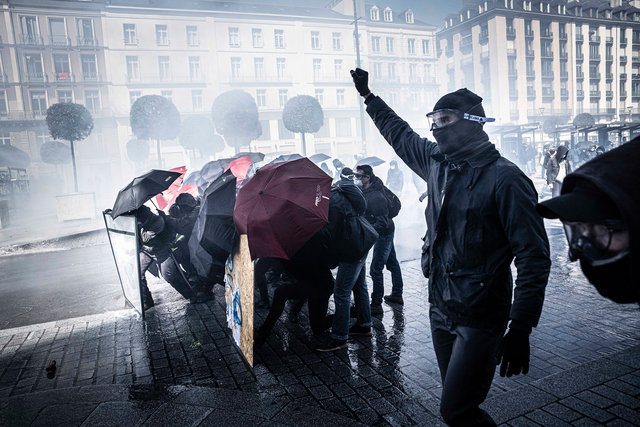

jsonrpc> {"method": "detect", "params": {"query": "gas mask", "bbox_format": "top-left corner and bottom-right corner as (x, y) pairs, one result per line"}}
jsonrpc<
(354, 178), (363, 188)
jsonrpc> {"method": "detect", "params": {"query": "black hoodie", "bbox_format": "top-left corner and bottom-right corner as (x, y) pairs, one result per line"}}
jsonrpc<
(560, 137), (640, 287)
(361, 175), (394, 236)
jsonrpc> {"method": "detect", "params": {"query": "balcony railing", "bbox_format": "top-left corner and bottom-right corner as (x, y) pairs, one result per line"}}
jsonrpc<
(49, 35), (70, 46)
(506, 27), (515, 39)
(576, 89), (584, 97)
(620, 55), (627, 63)
(540, 31), (553, 39)
(559, 32), (567, 40)
(633, 57), (640, 64)
(82, 72), (99, 81)
(124, 38), (138, 46)
(542, 89), (554, 98)
(606, 90), (613, 98)
(561, 88), (569, 98)
(77, 37), (98, 47)
(526, 70), (535, 79)
(26, 72), (46, 82)
(620, 37), (628, 46)
(589, 35), (601, 43)
(479, 33), (489, 45)
(590, 54), (601, 61)
(576, 71), (584, 79)
(606, 36), (614, 44)
(590, 90), (601, 97)
(620, 73), (627, 80)
(590, 72), (601, 80)
(560, 71), (568, 79)
(606, 55), (613, 62)
(19, 34), (43, 45)
(525, 50), (535, 58)
(459, 37), (473, 51)
(620, 91), (627, 98)
(632, 74), (640, 80)
(634, 91), (640, 97)
(541, 71), (554, 79)
(559, 52), (568, 60)
(55, 72), (73, 82)
(156, 38), (170, 46)
(576, 52), (584, 61)
(230, 74), (293, 83)
(527, 88), (535, 98)
(541, 51), (553, 59)
(606, 73), (613, 80)
(576, 34), (584, 41)
(524, 29), (534, 38)
(507, 48), (516, 57)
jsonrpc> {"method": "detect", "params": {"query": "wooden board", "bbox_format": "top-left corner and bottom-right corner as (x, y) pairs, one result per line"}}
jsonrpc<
(224, 234), (254, 367)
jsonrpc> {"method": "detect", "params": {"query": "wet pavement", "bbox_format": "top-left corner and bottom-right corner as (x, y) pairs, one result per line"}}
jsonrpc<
(0, 225), (639, 425)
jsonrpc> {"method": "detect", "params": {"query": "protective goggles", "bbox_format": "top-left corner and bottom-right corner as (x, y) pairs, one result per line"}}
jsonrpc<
(562, 220), (630, 266)
(426, 104), (495, 131)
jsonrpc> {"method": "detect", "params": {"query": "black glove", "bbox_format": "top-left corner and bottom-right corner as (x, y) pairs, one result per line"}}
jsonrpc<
(496, 327), (530, 377)
(350, 68), (370, 97)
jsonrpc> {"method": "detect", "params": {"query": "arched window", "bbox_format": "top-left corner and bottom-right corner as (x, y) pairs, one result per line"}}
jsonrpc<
(370, 6), (379, 21)
(384, 7), (393, 22)
(405, 10), (414, 23)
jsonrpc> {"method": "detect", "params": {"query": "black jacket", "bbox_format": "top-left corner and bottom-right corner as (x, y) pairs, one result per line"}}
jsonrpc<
(139, 211), (176, 256)
(361, 176), (394, 236)
(366, 95), (551, 331)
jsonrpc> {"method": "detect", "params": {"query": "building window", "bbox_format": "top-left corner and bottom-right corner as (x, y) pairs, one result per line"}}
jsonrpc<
(370, 6), (379, 21)
(274, 29), (285, 48)
(276, 58), (286, 79)
(76, 18), (94, 46)
(228, 27), (240, 47)
(336, 117), (351, 137)
(126, 56), (139, 81)
(49, 18), (67, 46)
(156, 25), (169, 46)
(254, 57), (264, 79)
(422, 39), (430, 55)
(53, 54), (70, 80)
(230, 57), (241, 79)
(252, 28), (263, 48)
(315, 89), (324, 105)
(313, 59), (322, 80)
(388, 62), (396, 79)
(371, 36), (380, 53)
(386, 37), (394, 53)
(278, 89), (288, 108)
(192, 90), (203, 110)
(0, 130), (9, 144)
(161, 90), (173, 102)
(189, 56), (200, 80)
(129, 91), (141, 106)
(384, 7), (393, 22)
(81, 54), (97, 80)
(20, 16), (40, 44)
(409, 63), (417, 80)
(186, 26), (199, 46)
(372, 62), (382, 79)
(158, 56), (170, 80)
(405, 10), (414, 24)
(256, 89), (266, 107)
(332, 32), (342, 50)
(57, 90), (72, 103)
(30, 91), (47, 117)
(408, 39), (416, 54)
(334, 59), (343, 79)
(123, 23), (137, 45)
(336, 89), (345, 106)
(85, 90), (100, 113)
(0, 91), (7, 115)
(25, 53), (43, 80)
(311, 31), (320, 49)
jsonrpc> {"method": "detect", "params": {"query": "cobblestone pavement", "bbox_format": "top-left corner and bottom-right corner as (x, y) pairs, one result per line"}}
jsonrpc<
(0, 226), (639, 425)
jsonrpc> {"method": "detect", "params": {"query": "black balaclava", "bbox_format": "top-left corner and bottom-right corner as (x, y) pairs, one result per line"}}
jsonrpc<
(580, 255), (638, 303)
(175, 193), (197, 213)
(430, 88), (490, 159)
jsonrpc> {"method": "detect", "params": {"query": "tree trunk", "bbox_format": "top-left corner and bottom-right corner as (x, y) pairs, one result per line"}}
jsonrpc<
(301, 132), (307, 157)
(70, 139), (78, 193)
(156, 139), (162, 168)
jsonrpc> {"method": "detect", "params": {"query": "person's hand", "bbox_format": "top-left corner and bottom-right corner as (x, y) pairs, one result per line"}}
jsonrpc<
(350, 68), (370, 97)
(496, 328), (530, 377)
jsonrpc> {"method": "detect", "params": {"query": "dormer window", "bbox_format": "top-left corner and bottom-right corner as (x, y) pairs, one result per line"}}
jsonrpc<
(370, 6), (379, 21)
(405, 10), (414, 24)
(384, 7), (392, 22)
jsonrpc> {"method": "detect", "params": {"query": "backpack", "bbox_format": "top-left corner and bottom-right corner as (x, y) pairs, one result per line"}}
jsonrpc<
(331, 189), (379, 262)
(382, 186), (401, 218)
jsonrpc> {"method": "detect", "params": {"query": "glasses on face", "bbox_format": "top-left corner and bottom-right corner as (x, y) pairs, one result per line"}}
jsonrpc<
(354, 173), (368, 179)
(562, 220), (629, 266)
(426, 109), (462, 131)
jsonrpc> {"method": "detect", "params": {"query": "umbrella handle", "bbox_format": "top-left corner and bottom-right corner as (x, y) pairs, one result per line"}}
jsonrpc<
(150, 198), (159, 211)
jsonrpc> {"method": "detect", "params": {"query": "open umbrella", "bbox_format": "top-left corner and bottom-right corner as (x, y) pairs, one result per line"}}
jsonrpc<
(235, 152), (265, 163)
(309, 153), (331, 164)
(184, 170), (205, 187)
(269, 153), (303, 164)
(356, 156), (386, 167)
(189, 170), (237, 279)
(200, 153), (264, 183)
(234, 158), (332, 260)
(154, 166), (198, 211)
(111, 169), (182, 218)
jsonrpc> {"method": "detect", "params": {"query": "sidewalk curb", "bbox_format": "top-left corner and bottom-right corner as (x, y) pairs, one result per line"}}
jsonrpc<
(0, 228), (105, 257)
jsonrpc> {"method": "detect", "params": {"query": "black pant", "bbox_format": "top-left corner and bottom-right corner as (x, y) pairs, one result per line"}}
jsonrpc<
(258, 268), (333, 336)
(139, 251), (193, 300)
(430, 306), (503, 426)
(254, 258), (285, 303)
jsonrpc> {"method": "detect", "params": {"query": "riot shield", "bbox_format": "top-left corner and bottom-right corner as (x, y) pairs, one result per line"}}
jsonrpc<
(103, 210), (144, 318)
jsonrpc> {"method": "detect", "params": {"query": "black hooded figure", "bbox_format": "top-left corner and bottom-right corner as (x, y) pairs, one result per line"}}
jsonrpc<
(537, 137), (640, 304)
(351, 68), (551, 426)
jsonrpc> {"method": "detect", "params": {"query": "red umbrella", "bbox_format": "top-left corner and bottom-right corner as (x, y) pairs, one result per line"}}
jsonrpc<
(154, 166), (198, 211)
(234, 158), (332, 260)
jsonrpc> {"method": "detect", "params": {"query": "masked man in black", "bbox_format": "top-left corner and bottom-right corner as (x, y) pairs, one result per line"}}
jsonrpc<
(351, 68), (551, 426)
(537, 137), (639, 304)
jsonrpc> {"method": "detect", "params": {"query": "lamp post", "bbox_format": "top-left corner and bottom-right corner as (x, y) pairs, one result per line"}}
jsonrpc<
(352, 0), (367, 155)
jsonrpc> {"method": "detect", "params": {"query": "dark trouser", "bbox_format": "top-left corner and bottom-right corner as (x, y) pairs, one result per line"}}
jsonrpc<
(254, 258), (285, 304)
(173, 238), (198, 279)
(139, 251), (194, 300)
(370, 231), (404, 305)
(430, 306), (504, 427)
(258, 269), (333, 337)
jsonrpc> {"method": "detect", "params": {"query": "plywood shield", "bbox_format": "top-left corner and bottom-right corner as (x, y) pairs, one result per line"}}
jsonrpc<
(224, 234), (254, 367)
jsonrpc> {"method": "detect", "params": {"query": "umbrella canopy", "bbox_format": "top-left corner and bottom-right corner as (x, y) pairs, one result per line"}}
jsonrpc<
(183, 170), (205, 187)
(154, 166), (198, 211)
(356, 156), (386, 167)
(111, 169), (182, 218)
(234, 157), (332, 260)
(200, 152), (263, 183)
(269, 153), (303, 164)
(0, 145), (30, 169)
(189, 170), (237, 278)
(235, 151), (265, 163)
(309, 153), (331, 164)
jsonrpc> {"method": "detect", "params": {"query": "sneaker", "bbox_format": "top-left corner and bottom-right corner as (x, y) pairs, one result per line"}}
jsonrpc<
(384, 294), (404, 305)
(370, 304), (383, 316)
(315, 338), (347, 352)
(349, 325), (372, 336)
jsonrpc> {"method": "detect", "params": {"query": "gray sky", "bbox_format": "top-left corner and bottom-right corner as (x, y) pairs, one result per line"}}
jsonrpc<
(228, 0), (462, 26)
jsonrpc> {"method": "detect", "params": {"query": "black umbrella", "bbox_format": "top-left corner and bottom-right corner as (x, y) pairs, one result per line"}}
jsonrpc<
(200, 152), (265, 183)
(111, 169), (182, 218)
(356, 156), (386, 167)
(269, 153), (303, 164)
(309, 153), (331, 164)
(189, 169), (237, 279)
